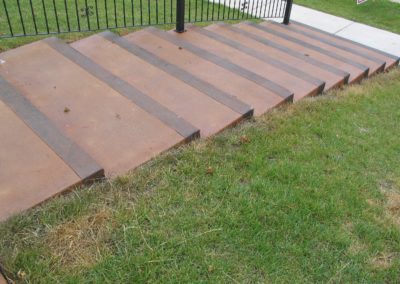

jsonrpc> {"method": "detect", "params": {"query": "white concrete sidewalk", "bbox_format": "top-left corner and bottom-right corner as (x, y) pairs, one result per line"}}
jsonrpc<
(286, 4), (400, 57)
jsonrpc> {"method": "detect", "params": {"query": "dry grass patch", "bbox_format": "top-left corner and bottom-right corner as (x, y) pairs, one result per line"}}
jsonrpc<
(46, 208), (114, 270)
(370, 252), (398, 269)
(379, 179), (400, 227)
(385, 191), (400, 227)
(342, 222), (368, 255)
(348, 240), (368, 255)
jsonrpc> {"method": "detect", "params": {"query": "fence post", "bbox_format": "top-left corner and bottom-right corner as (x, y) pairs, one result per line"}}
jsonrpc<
(175, 0), (185, 32)
(283, 0), (293, 25)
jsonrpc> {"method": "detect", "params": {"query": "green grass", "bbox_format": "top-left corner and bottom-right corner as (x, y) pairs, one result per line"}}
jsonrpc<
(1, 68), (400, 283)
(0, 0), (250, 51)
(295, 0), (400, 34)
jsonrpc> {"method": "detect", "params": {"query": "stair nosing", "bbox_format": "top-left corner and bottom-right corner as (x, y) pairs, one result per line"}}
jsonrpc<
(251, 22), (370, 73)
(268, 20), (386, 67)
(190, 24), (326, 92)
(98, 31), (254, 117)
(0, 74), (104, 180)
(145, 27), (294, 101)
(43, 37), (200, 141)
(291, 20), (400, 63)
(232, 22), (350, 81)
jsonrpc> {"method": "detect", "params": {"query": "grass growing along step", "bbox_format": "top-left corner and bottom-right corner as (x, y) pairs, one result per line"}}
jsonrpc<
(0, 67), (399, 283)
(295, 0), (400, 34)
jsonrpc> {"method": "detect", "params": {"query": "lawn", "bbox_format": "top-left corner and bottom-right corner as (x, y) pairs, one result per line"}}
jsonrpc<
(0, 0), (251, 51)
(295, 0), (400, 34)
(1, 66), (399, 282)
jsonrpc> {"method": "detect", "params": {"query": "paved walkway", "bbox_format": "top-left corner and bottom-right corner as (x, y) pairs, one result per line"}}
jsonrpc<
(285, 4), (400, 57)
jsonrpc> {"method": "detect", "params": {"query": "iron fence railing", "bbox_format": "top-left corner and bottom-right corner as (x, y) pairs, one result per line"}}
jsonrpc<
(0, 0), (292, 38)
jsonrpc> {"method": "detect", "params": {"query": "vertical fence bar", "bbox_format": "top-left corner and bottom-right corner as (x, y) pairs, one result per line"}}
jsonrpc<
(262, 0), (268, 17)
(222, 0), (226, 19)
(155, 0), (159, 24)
(170, 0), (172, 23)
(217, 0), (221, 20)
(140, 0), (143, 25)
(175, 0), (185, 32)
(75, 0), (81, 31)
(227, 0), (232, 19)
(194, 0), (197, 21)
(16, 0), (26, 35)
(163, 0), (166, 23)
(2, 0), (13, 36)
(95, 0), (100, 29)
(64, 0), (71, 31)
(123, 0), (127, 26)
(131, 0), (135, 26)
(188, 0), (191, 22)
(105, 0), (109, 28)
(53, 0), (61, 32)
(147, 0), (151, 25)
(211, 0), (215, 20)
(42, 0), (50, 33)
(114, 0), (118, 27)
(1, 0), (289, 38)
(29, 0), (38, 34)
(201, 0), (204, 21)
(283, 0), (292, 24)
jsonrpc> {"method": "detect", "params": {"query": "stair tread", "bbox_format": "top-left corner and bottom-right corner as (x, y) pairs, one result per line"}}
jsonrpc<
(205, 23), (346, 92)
(291, 21), (400, 70)
(183, 24), (323, 100)
(71, 33), (242, 137)
(0, 74), (103, 180)
(236, 22), (367, 84)
(264, 21), (385, 75)
(124, 28), (292, 116)
(0, 40), (188, 175)
(0, 100), (82, 220)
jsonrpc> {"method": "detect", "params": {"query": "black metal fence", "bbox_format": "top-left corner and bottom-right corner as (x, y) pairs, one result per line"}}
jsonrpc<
(0, 0), (292, 38)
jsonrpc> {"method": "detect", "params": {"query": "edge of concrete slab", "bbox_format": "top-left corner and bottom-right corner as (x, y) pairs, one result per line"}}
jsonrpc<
(43, 37), (200, 141)
(0, 74), (104, 181)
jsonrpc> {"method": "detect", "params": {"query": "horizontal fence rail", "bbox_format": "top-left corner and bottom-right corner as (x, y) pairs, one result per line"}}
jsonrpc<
(0, 0), (289, 38)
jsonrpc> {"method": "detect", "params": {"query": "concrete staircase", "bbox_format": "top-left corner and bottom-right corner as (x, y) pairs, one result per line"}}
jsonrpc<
(0, 20), (398, 220)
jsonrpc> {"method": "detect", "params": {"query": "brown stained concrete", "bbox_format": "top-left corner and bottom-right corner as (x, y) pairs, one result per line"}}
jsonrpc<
(290, 22), (399, 70)
(264, 22), (384, 75)
(0, 100), (81, 220)
(172, 26), (321, 100)
(206, 24), (346, 91)
(124, 30), (289, 116)
(0, 41), (184, 176)
(71, 34), (241, 137)
(236, 22), (367, 84)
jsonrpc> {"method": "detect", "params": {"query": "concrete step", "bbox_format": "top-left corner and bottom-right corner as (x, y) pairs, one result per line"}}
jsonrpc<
(289, 21), (400, 70)
(181, 24), (324, 101)
(204, 23), (347, 92)
(1, 20), (392, 220)
(264, 21), (386, 76)
(236, 22), (368, 84)
(0, 39), (197, 176)
(70, 32), (245, 137)
(124, 28), (293, 116)
(0, 77), (103, 220)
